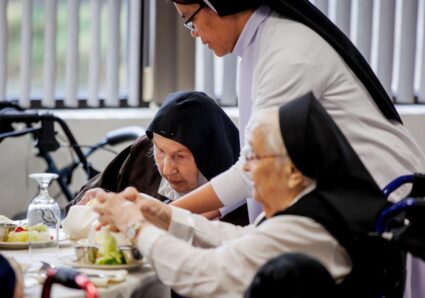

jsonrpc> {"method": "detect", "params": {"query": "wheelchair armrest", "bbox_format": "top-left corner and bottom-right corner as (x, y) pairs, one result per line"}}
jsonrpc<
(383, 173), (425, 199)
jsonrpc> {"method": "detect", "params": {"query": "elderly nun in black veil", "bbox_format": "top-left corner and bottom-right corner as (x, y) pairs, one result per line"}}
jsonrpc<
(93, 93), (404, 297)
(67, 91), (248, 225)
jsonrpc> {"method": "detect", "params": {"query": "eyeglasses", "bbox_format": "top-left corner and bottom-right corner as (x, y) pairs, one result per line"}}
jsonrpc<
(244, 150), (284, 162)
(184, 3), (206, 31)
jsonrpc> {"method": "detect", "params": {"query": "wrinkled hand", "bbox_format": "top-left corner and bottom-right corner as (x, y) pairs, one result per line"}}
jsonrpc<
(138, 194), (172, 231)
(78, 188), (106, 206)
(92, 187), (144, 233)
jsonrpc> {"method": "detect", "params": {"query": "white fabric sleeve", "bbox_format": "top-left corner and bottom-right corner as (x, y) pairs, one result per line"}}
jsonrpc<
(136, 225), (167, 258)
(168, 206), (254, 248)
(210, 157), (252, 207)
(219, 198), (246, 217)
(168, 206), (195, 243)
(138, 215), (351, 297)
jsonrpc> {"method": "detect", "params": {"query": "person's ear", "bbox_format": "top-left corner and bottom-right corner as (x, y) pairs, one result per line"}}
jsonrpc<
(287, 164), (304, 190)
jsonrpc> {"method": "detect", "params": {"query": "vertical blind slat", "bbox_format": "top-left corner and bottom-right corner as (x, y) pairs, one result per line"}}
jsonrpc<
(20, 0), (32, 107)
(128, 0), (141, 106)
(106, 0), (120, 107)
(370, 0), (396, 97)
(310, 0), (329, 15)
(328, 0), (351, 36)
(43, 0), (57, 107)
(392, 0), (418, 103)
(195, 40), (215, 97)
(220, 55), (237, 105)
(65, 0), (80, 107)
(88, 0), (101, 107)
(416, 0), (425, 102)
(350, 0), (373, 63)
(0, 0), (8, 100)
(142, 0), (155, 102)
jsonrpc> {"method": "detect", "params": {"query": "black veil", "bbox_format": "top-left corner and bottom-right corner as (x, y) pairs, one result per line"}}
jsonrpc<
(279, 92), (388, 233)
(146, 91), (240, 181)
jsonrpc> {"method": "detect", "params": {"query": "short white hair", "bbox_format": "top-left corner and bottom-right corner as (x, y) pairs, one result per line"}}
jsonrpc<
(248, 107), (315, 188)
(249, 107), (286, 158)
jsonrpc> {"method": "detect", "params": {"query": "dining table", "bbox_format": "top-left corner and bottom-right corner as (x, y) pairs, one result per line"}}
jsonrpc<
(0, 239), (171, 298)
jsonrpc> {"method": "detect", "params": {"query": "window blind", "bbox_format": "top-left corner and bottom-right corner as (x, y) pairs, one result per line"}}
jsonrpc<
(195, 0), (425, 104)
(0, 0), (143, 108)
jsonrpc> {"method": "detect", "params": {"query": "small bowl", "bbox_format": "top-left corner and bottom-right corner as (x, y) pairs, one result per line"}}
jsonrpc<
(74, 245), (98, 264)
(119, 245), (143, 264)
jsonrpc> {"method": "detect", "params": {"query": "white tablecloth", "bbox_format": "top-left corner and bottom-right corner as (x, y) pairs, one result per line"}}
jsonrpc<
(1, 240), (170, 298)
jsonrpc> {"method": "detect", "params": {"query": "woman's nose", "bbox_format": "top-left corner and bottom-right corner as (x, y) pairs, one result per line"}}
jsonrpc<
(243, 161), (251, 172)
(191, 29), (199, 38)
(163, 156), (178, 176)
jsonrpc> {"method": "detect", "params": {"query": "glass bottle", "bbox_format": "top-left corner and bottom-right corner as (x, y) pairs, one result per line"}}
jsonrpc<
(27, 173), (60, 262)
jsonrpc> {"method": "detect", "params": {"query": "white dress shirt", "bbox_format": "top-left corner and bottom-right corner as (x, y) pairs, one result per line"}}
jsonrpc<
(135, 187), (351, 298)
(211, 6), (425, 221)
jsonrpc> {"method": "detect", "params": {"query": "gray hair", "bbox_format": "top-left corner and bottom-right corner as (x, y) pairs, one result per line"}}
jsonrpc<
(248, 107), (315, 188)
(248, 107), (287, 167)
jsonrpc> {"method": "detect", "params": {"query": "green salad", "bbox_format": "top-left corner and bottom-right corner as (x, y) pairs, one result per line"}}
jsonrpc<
(95, 231), (126, 265)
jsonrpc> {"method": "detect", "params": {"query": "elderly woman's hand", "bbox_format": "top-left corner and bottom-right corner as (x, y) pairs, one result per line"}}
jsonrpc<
(92, 187), (144, 233)
(92, 187), (173, 231)
(78, 187), (107, 206)
(138, 194), (172, 231)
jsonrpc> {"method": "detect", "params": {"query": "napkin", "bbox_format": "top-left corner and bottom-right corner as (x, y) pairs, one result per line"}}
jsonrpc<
(77, 268), (128, 287)
(62, 205), (97, 240)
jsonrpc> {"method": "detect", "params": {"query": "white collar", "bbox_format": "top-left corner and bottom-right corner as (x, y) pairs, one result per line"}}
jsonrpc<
(158, 171), (208, 201)
(253, 183), (317, 224)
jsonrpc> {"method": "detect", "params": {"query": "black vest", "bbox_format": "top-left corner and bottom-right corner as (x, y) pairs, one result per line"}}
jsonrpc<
(266, 194), (406, 298)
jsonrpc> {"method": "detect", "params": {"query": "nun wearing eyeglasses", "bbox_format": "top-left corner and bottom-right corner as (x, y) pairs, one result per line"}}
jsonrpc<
(93, 93), (403, 297)
(168, 0), (425, 223)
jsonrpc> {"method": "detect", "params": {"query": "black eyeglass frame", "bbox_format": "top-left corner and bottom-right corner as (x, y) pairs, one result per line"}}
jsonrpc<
(184, 3), (206, 31)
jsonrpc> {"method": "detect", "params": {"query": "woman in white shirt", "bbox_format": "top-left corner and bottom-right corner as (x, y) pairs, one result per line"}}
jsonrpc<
(168, 0), (425, 222)
(94, 94), (403, 297)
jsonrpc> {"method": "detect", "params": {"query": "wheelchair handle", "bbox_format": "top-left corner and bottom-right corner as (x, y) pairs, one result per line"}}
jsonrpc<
(382, 175), (415, 199)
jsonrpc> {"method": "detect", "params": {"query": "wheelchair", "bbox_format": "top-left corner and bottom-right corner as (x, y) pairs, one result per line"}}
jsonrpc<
(245, 173), (425, 298)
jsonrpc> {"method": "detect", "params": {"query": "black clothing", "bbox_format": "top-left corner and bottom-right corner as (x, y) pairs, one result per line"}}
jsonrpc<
(146, 91), (240, 181)
(0, 255), (16, 298)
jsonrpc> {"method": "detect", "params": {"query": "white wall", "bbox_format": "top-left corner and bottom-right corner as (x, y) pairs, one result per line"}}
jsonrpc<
(0, 107), (423, 219)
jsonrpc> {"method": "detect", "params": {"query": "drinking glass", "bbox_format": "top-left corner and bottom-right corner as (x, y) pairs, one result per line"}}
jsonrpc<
(27, 173), (60, 262)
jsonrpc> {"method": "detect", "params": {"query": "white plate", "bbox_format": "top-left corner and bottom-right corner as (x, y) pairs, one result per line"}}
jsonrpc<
(64, 256), (143, 270)
(0, 231), (70, 249)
